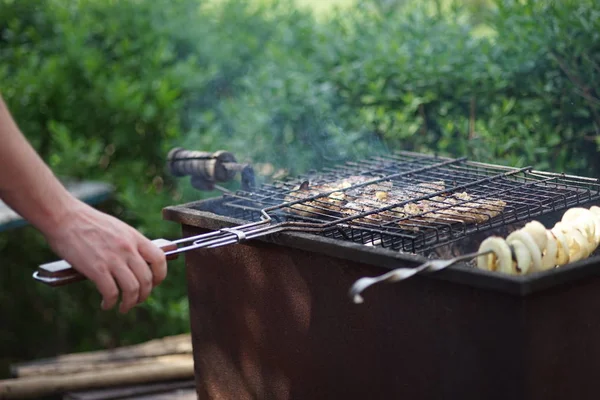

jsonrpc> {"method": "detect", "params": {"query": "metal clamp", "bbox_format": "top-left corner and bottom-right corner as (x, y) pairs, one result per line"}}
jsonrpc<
(220, 227), (248, 242)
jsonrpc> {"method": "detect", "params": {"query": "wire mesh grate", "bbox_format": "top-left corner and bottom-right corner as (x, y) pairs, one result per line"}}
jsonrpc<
(212, 152), (600, 255)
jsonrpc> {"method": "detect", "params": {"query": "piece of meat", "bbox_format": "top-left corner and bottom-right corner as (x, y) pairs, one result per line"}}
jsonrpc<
(341, 180), (447, 226)
(283, 176), (394, 218)
(282, 175), (506, 230)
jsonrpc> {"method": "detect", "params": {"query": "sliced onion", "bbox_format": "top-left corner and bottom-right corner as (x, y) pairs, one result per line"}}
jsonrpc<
(592, 216), (600, 246)
(476, 207), (600, 275)
(477, 237), (512, 273)
(522, 221), (548, 250)
(562, 207), (590, 222)
(540, 230), (558, 270)
(506, 230), (543, 272)
(585, 206), (600, 245)
(572, 217), (597, 250)
(562, 208), (596, 246)
(550, 228), (570, 265)
(554, 222), (590, 262)
(589, 206), (600, 217)
(508, 240), (531, 275)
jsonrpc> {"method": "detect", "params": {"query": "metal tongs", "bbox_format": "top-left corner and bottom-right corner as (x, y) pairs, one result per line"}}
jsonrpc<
(348, 249), (493, 304)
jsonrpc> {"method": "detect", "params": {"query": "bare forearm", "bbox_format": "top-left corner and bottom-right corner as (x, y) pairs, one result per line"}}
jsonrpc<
(0, 95), (77, 236)
(0, 94), (167, 313)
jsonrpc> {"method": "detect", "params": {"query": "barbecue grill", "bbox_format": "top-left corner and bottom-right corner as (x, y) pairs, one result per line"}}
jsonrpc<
(157, 151), (600, 400)
(36, 150), (600, 399)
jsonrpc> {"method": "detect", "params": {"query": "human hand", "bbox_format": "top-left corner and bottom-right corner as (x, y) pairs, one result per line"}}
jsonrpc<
(42, 201), (167, 313)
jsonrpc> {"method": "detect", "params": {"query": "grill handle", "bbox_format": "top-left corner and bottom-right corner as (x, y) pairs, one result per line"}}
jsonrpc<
(32, 219), (275, 287)
(32, 239), (179, 287)
(32, 219), (323, 287)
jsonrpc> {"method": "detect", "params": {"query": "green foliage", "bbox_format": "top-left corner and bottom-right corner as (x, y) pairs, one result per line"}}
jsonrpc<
(1, 0), (599, 376)
(309, 0), (600, 173)
(183, 0), (600, 179)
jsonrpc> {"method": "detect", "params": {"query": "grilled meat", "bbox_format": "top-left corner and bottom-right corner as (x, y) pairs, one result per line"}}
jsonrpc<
(284, 175), (507, 230)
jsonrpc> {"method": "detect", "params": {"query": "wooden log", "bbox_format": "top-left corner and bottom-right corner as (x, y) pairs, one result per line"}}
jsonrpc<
(11, 334), (191, 377)
(123, 389), (197, 400)
(13, 354), (192, 379)
(63, 379), (196, 400)
(0, 355), (194, 399)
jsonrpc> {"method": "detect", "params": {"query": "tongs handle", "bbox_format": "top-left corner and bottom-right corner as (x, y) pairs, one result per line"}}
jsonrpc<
(32, 239), (178, 287)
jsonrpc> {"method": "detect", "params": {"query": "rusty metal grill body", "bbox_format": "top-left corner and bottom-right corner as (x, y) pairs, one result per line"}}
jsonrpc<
(163, 152), (600, 400)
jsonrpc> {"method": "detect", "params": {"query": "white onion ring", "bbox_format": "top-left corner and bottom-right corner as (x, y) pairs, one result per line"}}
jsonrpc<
(562, 207), (590, 221)
(540, 230), (558, 270)
(477, 237), (512, 273)
(550, 228), (570, 265)
(522, 221), (548, 250)
(572, 217), (597, 250)
(506, 230), (543, 272)
(562, 208), (596, 246)
(509, 240), (531, 274)
(553, 222), (590, 262)
(583, 207), (600, 245)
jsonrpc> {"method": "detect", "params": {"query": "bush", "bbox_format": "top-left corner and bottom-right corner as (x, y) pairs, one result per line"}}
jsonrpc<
(1, 0), (599, 374)
(181, 0), (600, 179)
(310, 0), (600, 173)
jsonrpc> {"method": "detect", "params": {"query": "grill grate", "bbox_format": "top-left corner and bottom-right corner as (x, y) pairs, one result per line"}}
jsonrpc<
(214, 152), (600, 255)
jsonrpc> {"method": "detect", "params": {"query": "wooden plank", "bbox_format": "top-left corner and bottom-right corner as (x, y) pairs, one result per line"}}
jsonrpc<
(0, 355), (194, 399)
(128, 388), (197, 400)
(62, 379), (196, 400)
(14, 354), (193, 379)
(0, 181), (113, 232)
(11, 334), (191, 378)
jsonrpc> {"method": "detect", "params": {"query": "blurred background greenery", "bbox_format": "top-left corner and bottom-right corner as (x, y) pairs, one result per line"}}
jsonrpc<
(0, 0), (598, 377)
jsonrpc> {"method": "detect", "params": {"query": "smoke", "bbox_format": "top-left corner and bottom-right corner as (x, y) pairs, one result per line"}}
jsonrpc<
(164, 0), (411, 199)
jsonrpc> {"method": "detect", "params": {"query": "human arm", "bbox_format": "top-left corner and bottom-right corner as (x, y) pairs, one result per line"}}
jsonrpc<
(0, 94), (167, 313)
